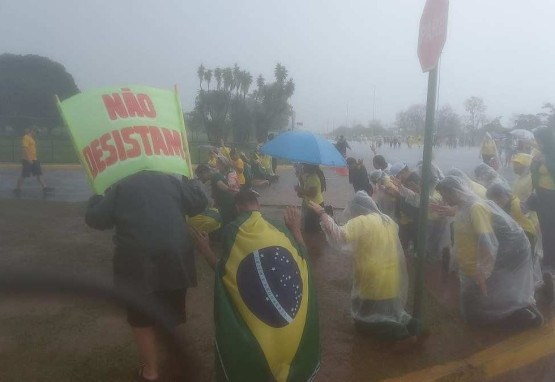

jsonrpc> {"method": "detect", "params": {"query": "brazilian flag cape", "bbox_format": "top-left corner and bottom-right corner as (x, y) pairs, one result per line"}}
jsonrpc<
(215, 211), (320, 382)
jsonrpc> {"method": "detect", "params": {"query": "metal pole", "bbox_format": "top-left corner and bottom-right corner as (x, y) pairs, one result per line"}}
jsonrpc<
(412, 66), (439, 326)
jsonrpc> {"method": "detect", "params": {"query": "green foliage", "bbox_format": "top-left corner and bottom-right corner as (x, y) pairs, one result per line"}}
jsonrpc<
(512, 113), (542, 130)
(464, 96), (487, 131)
(542, 103), (555, 128)
(0, 54), (79, 133)
(436, 105), (462, 137)
(482, 117), (504, 133)
(192, 63), (294, 144)
(395, 104), (426, 134)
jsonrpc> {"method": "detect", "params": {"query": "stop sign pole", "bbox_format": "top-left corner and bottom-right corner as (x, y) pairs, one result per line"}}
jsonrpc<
(413, 0), (449, 326)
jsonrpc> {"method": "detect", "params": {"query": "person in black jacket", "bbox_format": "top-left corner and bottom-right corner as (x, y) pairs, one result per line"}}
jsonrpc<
(85, 170), (207, 381)
(347, 157), (373, 196)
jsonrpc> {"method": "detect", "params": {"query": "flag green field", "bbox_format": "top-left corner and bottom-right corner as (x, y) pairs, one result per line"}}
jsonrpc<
(215, 211), (320, 381)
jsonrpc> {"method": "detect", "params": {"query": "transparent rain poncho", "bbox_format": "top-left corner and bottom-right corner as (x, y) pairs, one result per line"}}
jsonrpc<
(446, 168), (487, 198)
(394, 173), (449, 261)
(320, 191), (411, 326)
(368, 170), (397, 221)
(436, 176), (535, 325)
(474, 163), (508, 189)
(485, 182), (543, 289)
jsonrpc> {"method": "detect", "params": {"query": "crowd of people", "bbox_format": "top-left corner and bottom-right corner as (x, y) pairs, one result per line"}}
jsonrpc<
(81, 126), (555, 381)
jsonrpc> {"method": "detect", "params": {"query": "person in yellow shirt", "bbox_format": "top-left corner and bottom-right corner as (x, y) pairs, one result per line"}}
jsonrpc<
(14, 128), (51, 194)
(207, 149), (218, 169)
(308, 192), (422, 345)
(530, 127), (555, 301)
(219, 139), (231, 160)
(436, 176), (542, 328)
(230, 149), (245, 187)
(511, 153), (533, 202)
(369, 170), (397, 220)
(486, 182), (537, 251)
(295, 164), (325, 235)
(480, 133), (499, 168)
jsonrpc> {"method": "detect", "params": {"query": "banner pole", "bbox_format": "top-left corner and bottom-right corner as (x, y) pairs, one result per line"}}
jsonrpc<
(55, 94), (97, 193)
(412, 66), (438, 327)
(174, 85), (193, 177)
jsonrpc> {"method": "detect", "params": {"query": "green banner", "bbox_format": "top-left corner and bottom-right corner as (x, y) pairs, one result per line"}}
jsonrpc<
(57, 85), (191, 194)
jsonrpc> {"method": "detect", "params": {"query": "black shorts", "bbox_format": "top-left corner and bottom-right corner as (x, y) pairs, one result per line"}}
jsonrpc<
(21, 160), (42, 178)
(126, 289), (187, 328)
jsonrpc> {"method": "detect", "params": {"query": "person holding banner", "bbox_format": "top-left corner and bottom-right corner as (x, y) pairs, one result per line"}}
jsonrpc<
(85, 171), (207, 381)
(192, 189), (320, 382)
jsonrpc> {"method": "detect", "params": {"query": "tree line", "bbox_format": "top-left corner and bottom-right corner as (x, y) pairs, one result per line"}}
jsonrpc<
(394, 96), (555, 138)
(334, 97), (555, 141)
(186, 63), (295, 145)
(1, 54), (554, 144)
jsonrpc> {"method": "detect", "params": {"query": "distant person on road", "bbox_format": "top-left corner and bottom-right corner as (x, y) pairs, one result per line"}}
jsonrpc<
(85, 171), (208, 381)
(436, 176), (542, 329)
(14, 128), (52, 194)
(267, 133), (278, 174)
(335, 135), (350, 158)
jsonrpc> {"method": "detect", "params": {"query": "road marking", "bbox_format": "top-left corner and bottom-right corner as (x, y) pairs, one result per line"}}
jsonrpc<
(384, 317), (555, 381)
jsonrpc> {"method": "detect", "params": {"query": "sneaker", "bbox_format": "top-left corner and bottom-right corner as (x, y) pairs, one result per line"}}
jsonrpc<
(506, 306), (544, 330)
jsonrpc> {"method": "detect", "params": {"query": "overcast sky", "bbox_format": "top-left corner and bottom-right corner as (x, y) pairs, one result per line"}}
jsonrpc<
(1, 0), (554, 133)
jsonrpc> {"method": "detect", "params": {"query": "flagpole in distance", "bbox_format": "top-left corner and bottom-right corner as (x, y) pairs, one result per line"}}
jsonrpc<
(413, 0), (449, 329)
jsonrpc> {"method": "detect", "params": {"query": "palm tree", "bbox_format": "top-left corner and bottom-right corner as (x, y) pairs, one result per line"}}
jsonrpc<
(214, 67), (222, 90)
(204, 69), (213, 91)
(241, 71), (253, 98)
(255, 75), (265, 101)
(197, 64), (205, 90)
(284, 78), (295, 98)
(256, 75), (265, 90)
(274, 63), (288, 84)
(222, 67), (234, 93)
(233, 63), (241, 96)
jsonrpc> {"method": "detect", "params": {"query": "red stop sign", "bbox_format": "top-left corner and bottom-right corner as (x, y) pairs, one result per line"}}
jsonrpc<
(418, 0), (449, 72)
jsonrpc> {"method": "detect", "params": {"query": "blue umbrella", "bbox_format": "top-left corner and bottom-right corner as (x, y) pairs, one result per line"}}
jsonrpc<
(260, 130), (346, 167)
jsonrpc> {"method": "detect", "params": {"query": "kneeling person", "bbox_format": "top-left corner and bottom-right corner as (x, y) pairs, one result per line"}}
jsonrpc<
(308, 192), (418, 343)
(193, 190), (320, 382)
